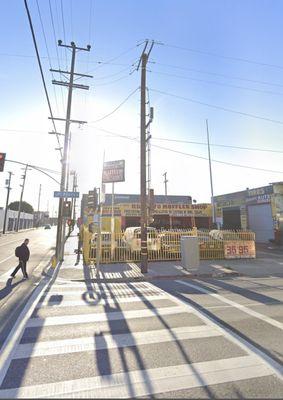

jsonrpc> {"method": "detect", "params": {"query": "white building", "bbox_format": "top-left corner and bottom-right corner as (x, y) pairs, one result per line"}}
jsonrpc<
(0, 208), (34, 232)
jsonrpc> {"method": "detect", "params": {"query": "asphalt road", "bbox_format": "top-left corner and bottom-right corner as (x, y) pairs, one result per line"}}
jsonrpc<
(0, 236), (282, 398)
(0, 227), (57, 350)
(0, 253), (282, 398)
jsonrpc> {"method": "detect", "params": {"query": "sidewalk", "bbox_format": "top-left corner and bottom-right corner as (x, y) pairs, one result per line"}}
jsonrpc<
(54, 233), (240, 283)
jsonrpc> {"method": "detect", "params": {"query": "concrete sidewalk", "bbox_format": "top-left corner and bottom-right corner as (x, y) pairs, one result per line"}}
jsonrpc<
(53, 232), (240, 283)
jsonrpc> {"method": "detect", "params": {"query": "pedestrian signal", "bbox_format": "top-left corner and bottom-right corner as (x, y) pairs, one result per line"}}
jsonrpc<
(63, 201), (72, 218)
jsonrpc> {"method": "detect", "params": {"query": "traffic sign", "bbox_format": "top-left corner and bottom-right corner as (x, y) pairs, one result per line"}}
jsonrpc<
(54, 191), (80, 198)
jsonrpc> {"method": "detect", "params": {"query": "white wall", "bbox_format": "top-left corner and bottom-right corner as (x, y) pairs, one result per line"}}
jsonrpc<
(0, 209), (34, 232)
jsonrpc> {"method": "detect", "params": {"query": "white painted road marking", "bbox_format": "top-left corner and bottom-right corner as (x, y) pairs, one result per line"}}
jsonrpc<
(26, 305), (190, 327)
(36, 293), (168, 308)
(0, 355), (272, 399)
(14, 325), (220, 359)
(176, 280), (283, 331)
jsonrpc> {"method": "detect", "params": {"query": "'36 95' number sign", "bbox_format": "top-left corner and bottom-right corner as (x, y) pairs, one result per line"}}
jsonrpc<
(224, 241), (256, 259)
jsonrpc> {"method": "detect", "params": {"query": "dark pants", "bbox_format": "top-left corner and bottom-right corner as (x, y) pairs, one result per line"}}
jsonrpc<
(11, 259), (28, 278)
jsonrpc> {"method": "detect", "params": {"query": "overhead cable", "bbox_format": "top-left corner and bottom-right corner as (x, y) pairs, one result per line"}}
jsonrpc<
(152, 61), (283, 89)
(162, 43), (283, 70)
(23, 0), (63, 159)
(149, 70), (283, 97)
(152, 137), (283, 154)
(91, 127), (283, 174)
(150, 88), (283, 125)
(90, 87), (139, 123)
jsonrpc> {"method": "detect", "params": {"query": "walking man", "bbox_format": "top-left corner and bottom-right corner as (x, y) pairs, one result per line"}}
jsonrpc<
(11, 238), (30, 279)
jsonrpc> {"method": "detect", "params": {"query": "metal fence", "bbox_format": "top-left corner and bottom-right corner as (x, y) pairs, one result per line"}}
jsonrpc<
(81, 227), (255, 265)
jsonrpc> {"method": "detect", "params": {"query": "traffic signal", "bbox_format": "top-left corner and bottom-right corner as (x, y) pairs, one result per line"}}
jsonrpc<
(62, 201), (72, 218)
(0, 153), (6, 172)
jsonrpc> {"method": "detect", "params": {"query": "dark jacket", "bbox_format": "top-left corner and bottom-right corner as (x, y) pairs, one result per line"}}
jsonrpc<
(18, 243), (30, 261)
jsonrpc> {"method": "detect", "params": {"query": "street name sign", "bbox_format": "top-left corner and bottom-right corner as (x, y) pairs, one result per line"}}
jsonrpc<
(54, 191), (80, 198)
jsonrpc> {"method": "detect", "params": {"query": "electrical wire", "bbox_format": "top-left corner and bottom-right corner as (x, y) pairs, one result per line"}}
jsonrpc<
(150, 88), (283, 125)
(48, 0), (66, 114)
(36, 0), (60, 115)
(152, 137), (283, 154)
(162, 43), (283, 70)
(89, 87), (139, 123)
(60, 0), (68, 69)
(149, 69), (283, 97)
(152, 61), (283, 89)
(23, 0), (63, 160)
(94, 73), (131, 86)
(90, 126), (283, 174)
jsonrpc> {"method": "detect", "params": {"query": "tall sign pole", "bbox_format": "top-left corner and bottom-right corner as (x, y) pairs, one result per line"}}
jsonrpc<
(206, 119), (216, 226)
(3, 171), (13, 234)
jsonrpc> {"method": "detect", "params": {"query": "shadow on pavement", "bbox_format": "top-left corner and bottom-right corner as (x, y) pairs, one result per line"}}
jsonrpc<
(0, 278), (25, 301)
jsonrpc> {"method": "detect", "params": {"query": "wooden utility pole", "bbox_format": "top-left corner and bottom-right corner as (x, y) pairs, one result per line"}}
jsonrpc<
(137, 40), (155, 273)
(50, 41), (92, 261)
(3, 171), (13, 234)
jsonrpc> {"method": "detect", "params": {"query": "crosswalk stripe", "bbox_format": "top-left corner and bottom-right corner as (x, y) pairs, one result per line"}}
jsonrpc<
(14, 325), (220, 359)
(0, 355), (271, 399)
(176, 280), (283, 331)
(36, 294), (168, 308)
(26, 305), (189, 328)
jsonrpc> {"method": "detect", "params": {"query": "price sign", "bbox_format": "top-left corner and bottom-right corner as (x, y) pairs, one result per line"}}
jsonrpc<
(224, 240), (256, 259)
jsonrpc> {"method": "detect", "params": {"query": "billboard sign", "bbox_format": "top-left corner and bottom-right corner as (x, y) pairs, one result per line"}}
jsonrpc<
(102, 160), (125, 183)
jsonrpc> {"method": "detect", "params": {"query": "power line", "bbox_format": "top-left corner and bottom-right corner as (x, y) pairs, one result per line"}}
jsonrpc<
(152, 137), (283, 154)
(149, 69), (283, 97)
(36, 0), (60, 114)
(150, 88), (283, 125)
(23, 0), (63, 160)
(162, 42), (283, 70)
(90, 126), (283, 174)
(94, 73), (132, 86)
(152, 61), (283, 89)
(89, 87), (139, 123)
(60, 0), (68, 69)
(86, 43), (143, 74)
(48, 0), (66, 114)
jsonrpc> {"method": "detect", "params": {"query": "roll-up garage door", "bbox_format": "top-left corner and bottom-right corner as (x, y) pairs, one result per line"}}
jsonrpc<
(247, 203), (274, 243)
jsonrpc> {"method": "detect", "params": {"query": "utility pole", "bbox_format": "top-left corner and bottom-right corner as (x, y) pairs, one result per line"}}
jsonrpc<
(206, 119), (216, 226)
(16, 164), (29, 232)
(163, 171), (168, 198)
(137, 40), (155, 274)
(50, 41), (92, 262)
(3, 171), (13, 234)
(37, 183), (42, 227)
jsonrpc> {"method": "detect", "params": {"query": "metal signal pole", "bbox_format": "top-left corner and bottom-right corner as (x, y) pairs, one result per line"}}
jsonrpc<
(3, 171), (13, 234)
(16, 164), (29, 232)
(137, 40), (155, 273)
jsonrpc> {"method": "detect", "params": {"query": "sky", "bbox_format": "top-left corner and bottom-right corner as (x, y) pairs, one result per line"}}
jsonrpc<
(1, 0), (283, 215)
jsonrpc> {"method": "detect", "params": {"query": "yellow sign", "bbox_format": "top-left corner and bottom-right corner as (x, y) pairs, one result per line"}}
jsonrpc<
(119, 203), (211, 217)
(224, 240), (255, 259)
